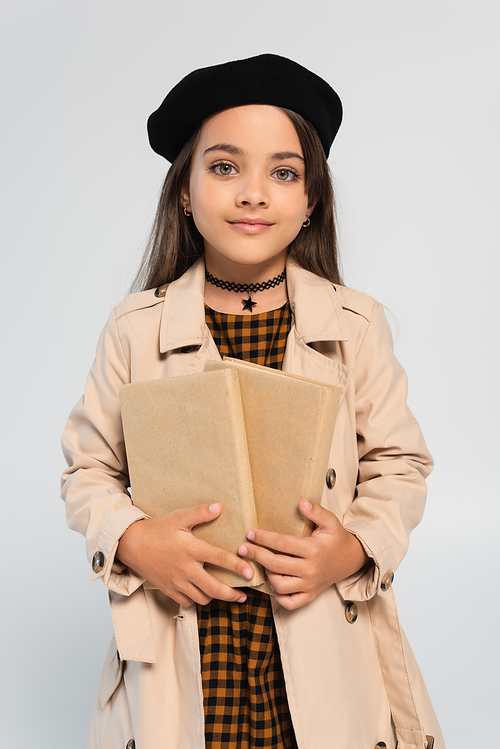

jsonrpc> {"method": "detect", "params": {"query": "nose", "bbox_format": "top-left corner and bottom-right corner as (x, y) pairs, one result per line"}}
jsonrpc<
(235, 170), (270, 208)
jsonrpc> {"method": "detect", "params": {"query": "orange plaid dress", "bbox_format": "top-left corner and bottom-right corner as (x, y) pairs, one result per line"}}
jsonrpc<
(197, 301), (298, 749)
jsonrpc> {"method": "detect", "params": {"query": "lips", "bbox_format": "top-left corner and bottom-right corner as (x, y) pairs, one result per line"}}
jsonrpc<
(228, 218), (273, 233)
(229, 217), (273, 225)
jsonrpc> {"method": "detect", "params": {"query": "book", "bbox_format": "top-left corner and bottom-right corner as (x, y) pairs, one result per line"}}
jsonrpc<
(204, 358), (341, 538)
(120, 368), (264, 587)
(119, 362), (341, 589)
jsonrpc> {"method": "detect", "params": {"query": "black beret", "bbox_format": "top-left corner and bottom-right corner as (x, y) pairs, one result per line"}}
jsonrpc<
(147, 54), (342, 162)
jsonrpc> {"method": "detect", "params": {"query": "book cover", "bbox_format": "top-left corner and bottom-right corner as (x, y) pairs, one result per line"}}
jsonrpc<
(204, 358), (341, 537)
(119, 368), (265, 587)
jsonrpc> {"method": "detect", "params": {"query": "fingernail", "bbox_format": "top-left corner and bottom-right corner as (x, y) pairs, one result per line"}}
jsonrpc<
(303, 500), (312, 510)
(237, 595), (247, 603)
(239, 545), (248, 556)
(209, 503), (220, 513)
(243, 567), (253, 579)
(270, 584), (275, 592)
(247, 530), (255, 541)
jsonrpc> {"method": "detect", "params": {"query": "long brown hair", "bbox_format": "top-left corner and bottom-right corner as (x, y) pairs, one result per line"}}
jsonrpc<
(131, 108), (343, 292)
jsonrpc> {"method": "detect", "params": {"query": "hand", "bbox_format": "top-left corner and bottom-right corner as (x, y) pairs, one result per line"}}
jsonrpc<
(117, 503), (254, 607)
(239, 500), (370, 610)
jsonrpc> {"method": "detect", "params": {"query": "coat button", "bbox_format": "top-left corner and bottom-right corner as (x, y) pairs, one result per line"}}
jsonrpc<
(92, 551), (104, 573)
(344, 602), (358, 623)
(325, 468), (336, 489)
(375, 743), (387, 748)
(426, 737), (435, 749)
(126, 741), (135, 749)
(380, 571), (394, 591)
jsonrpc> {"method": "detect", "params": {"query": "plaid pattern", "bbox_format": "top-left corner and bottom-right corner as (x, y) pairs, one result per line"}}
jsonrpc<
(198, 590), (297, 748)
(205, 301), (291, 370)
(198, 302), (297, 748)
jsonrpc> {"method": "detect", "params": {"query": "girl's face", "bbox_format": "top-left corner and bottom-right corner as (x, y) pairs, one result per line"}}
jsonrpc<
(183, 104), (315, 278)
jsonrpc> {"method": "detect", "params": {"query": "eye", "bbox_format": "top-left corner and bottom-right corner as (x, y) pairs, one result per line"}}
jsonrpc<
(212, 162), (237, 176)
(273, 168), (299, 182)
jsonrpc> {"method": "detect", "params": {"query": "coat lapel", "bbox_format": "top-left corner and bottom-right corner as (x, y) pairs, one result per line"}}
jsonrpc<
(285, 260), (349, 344)
(159, 259), (207, 354)
(283, 261), (352, 395)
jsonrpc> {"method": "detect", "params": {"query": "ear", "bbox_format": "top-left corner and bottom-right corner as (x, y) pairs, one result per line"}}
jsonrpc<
(306, 197), (318, 216)
(181, 182), (190, 207)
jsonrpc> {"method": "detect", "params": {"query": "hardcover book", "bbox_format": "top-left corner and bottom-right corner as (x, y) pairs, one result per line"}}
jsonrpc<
(204, 358), (340, 538)
(120, 368), (263, 587)
(119, 362), (340, 589)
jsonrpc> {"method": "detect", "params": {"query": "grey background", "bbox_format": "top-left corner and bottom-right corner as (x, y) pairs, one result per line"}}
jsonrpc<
(1, 1), (498, 746)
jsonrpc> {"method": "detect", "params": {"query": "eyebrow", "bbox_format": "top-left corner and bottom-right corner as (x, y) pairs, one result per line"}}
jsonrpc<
(272, 151), (305, 164)
(203, 144), (305, 163)
(203, 143), (243, 157)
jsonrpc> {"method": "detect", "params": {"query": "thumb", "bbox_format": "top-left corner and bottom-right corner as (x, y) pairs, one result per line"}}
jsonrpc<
(298, 499), (342, 533)
(176, 502), (222, 531)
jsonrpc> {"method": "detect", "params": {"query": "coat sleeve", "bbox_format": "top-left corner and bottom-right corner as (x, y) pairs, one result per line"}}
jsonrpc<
(61, 307), (148, 596)
(336, 302), (433, 602)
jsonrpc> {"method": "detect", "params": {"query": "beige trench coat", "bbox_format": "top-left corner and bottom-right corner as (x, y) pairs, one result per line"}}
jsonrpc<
(62, 258), (445, 749)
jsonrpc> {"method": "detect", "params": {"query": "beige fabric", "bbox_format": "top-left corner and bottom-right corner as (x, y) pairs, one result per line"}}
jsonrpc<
(61, 258), (445, 749)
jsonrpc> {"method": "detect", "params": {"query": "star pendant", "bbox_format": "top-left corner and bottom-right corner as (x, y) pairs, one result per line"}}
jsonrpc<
(242, 295), (257, 311)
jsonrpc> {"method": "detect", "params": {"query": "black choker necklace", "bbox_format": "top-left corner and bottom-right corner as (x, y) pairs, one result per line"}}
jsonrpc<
(205, 268), (286, 311)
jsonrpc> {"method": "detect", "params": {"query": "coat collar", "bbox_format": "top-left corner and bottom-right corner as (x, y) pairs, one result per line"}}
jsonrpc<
(159, 257), (349, 354)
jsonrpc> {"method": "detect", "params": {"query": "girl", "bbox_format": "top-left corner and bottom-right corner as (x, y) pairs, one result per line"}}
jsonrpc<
(61, 54), (445, 749)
